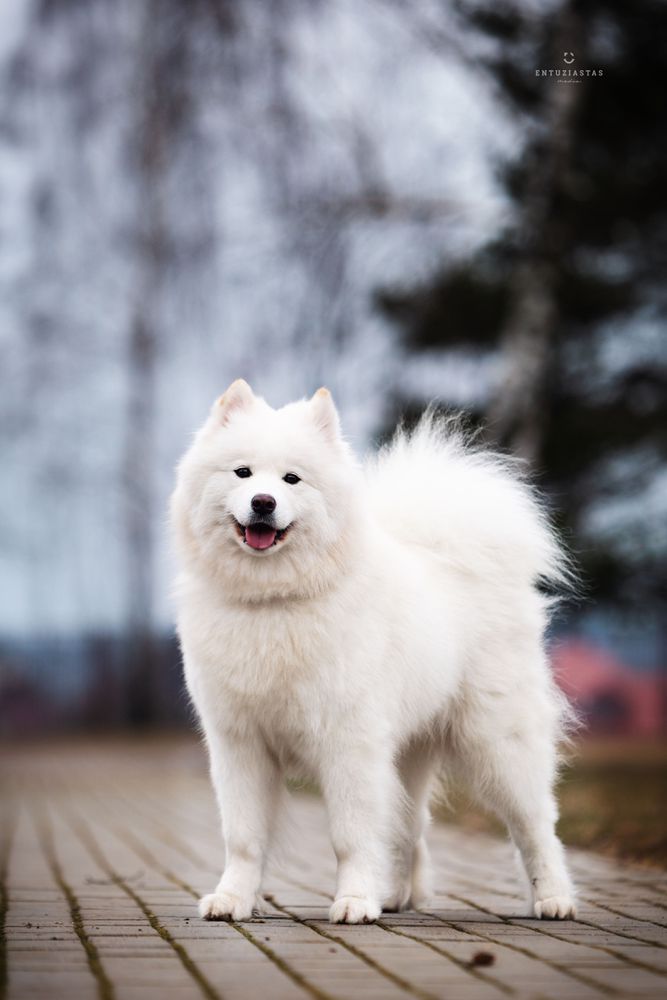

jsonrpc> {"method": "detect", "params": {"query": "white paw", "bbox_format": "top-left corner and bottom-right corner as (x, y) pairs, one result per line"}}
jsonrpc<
(198, 891), (255, 921)
(382, 886), (427, 912)
(329, 895), (381, 924)
(407, 880), (431, 911)
(534, 895), (577, 920)
(382, 882), (410, 912)
(382, 896), (409, 913)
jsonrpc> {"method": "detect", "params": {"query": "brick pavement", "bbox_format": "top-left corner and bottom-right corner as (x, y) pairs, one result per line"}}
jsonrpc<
(1, 738), (665, 1000)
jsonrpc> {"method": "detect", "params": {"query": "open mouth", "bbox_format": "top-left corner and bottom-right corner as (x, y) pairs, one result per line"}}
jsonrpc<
(234, 520), (291, 551)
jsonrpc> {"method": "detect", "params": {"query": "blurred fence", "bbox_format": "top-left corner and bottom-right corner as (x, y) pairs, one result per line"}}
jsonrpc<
(0, 633), (189, 736)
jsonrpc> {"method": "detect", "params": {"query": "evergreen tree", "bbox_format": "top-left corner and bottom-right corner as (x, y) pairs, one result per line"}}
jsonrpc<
(377, 0), (667, 610)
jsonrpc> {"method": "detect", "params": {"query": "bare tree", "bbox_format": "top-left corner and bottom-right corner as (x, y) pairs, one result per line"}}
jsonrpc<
(123, 1), (191, 723)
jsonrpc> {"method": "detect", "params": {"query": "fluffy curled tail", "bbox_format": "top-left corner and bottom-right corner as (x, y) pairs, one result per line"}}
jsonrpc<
(365, 410), (573, 592)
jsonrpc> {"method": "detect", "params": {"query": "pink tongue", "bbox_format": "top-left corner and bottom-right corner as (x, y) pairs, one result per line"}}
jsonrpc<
(245, 524), (277, 550)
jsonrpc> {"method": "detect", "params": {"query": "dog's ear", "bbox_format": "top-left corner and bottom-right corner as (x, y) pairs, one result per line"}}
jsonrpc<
(310, 387), (341, 442)
(213, 379), (255, 425)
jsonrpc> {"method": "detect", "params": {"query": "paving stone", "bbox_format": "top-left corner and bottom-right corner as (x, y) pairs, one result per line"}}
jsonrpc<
(2, 738), (666, 1000)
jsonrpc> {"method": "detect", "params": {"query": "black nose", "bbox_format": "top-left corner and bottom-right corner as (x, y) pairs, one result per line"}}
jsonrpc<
(251, 493), (276, 515)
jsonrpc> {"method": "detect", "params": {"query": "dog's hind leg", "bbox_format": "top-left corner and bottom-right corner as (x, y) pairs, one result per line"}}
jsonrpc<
(450, 709), (576, 919)
(383, 739), (435, 912)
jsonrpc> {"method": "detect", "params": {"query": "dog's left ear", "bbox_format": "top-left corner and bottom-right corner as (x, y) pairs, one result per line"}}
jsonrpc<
(310, 387), (341, 442)
(214, 379), (255, 426)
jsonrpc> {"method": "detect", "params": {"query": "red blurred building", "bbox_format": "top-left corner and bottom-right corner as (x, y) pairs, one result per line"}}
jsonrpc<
(552, 640), (665, 737)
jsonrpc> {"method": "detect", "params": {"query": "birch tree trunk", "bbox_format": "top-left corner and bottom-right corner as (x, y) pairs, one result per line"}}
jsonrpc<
(123, 2), (189, 723)
(484, 6), (582, 463)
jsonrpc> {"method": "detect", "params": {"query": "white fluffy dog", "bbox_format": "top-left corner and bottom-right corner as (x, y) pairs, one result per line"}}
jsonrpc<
(171, 379), (577, 924)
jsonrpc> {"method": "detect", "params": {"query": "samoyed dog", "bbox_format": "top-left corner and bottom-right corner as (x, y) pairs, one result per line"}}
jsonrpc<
(171, 379), (577, 924)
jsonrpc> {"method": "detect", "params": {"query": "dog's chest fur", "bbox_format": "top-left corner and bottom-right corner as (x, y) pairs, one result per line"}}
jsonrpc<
(182, 589), (363, 756)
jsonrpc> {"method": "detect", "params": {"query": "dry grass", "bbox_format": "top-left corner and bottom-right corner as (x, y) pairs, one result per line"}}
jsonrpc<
(434, 739), (667, 870)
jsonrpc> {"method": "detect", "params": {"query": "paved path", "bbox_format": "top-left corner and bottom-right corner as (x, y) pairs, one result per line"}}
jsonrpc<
(1, 739), (666, 1000)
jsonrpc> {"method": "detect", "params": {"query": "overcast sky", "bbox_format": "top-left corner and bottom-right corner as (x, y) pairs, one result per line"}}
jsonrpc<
(0, 0), (519, 636)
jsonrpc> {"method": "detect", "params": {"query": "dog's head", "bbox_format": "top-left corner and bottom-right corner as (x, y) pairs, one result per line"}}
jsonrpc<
(171, 380), (361, 600)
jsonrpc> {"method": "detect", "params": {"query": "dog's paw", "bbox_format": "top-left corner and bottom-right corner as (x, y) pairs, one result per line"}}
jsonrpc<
(198, 891), (255, 921)
(534, 895), (577, 920)
(383, 883), (430, 913)
(382, 884), (412, 913)
(329, 895), (381, 924)
(382, 897), (409, 913)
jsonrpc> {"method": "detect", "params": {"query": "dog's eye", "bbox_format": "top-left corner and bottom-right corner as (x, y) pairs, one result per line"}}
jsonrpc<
(234, 467), (252, 478)
(283, 473), (300, 485)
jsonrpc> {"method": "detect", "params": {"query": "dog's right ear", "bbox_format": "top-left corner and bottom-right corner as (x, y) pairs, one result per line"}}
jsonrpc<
(310, 387), (341, 442)
(212, 379), (255, 425)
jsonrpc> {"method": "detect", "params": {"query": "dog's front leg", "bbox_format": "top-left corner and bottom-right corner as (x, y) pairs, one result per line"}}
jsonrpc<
(199, 729), (281, 921)
(321, 744), (399, 924)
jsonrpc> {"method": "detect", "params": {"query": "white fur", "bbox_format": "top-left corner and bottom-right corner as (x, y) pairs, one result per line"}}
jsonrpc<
(170, 381), (577, 924)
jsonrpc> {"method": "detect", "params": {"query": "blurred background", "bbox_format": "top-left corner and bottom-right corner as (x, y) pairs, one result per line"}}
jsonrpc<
(0, 1), (665, 862)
